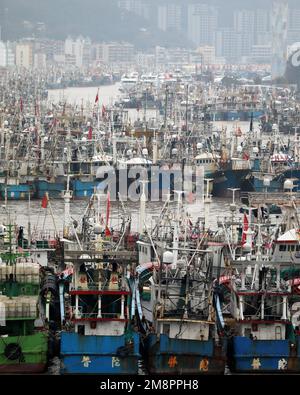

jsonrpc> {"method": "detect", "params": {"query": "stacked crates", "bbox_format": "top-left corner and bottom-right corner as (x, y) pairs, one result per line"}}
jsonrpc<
(0, 295), (38, 318)
(0, 259), (40, 284)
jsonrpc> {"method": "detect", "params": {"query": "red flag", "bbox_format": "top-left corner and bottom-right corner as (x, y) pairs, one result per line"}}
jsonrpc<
(95, 91), (99, 103)
(88, 126), (93, 140)
(41, 194), (48, 208)
(105, 226), (111, 237)
(105, 191), (110, 227)
(241, 213), (248, 245)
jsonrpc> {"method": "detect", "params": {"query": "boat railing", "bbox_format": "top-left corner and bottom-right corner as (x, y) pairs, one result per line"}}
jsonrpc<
(205, 235), (225, 243)
(71, 279), (128, 292)
(247, 192), (300, 206)
(70, 307), (127, 320)
(242, 314), (284, 321)
(73, 283), (127, 292)
(231, 159), (251, 170)
(31, 230), (62, 245)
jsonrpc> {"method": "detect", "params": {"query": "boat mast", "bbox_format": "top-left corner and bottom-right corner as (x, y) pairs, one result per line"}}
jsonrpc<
(63, 128), (73, 238)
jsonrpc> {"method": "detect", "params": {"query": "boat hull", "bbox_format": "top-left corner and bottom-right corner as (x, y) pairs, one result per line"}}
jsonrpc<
(144, 334), (226, 375)
(60, 332), (140, 374)
(71, 179), (99, 198)
(34, 180), (65, 199)
(0, 332), (48, 374)
(0, 184), (33, 200)
(229, 336), (300, 373)
(212, 169), (249, 197)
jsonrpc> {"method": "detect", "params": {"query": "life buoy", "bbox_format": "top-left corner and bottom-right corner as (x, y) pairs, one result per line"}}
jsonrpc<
(4, 343), (22, 361)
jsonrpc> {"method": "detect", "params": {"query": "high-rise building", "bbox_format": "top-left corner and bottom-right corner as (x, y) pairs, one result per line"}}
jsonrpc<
(215, 28), (242, 63)
(6, 42), (15, 66)
(287, 7), (300, 46)
(0, 41), (6, 66)
(197, 46), (216, 65)
(255, 9), (271, 45)
(102, 42), (135, 64)
(118, 0), (150, 20)
(0, 7), (8, 42)
(155, 46), (167, 69)
(289, 8), (300, 31)
(15, 42), (33, 69)
(92, 43), (104, 63)
(34, 39), (64, 62)
(158, 4), (182, 32)
(34, 53), (47, 69)
(187, 4), (218, 47)
(234, 10), (255, 56)
(65, 36), (91, 68)
(251, 44), (272, 64)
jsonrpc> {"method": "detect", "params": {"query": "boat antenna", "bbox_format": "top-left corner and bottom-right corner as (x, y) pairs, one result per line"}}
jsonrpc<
(28, 190), (31, 248)
(204, 179), (213, 230)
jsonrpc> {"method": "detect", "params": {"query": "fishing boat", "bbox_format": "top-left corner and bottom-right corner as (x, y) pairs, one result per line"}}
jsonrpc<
(138, 192), (227, 374)
(0, 224), (49, 373)
(218, 191), (300, 373)
(59, 192), (141, 374)
(226, 257), (299, 373)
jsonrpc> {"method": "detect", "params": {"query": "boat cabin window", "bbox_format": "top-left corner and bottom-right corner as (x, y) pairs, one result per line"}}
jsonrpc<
(275, 326), (282, 340)
(290, 245), (295, 252)
(78, 325), (85, 335)
(297, 245), (300, 251)
(279, 245), (287, 252)
(244, 328), (252, 337)
(163, 324), (170, 336)
(197, 159), (212, 164)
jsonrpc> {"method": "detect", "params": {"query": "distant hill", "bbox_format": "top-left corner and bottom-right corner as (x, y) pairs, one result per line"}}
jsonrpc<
(1, 0), (299, 48)
(0, 0), (191, 49)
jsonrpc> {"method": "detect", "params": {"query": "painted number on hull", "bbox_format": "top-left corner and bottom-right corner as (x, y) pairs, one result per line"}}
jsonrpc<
(278, 359), (287, 370)
(199, 358), (209, 372)
(81, 356), (91, 368)
(112, 357), (120, 368)
(251, 358), (261, 370)
(168, 356), (177, 368)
